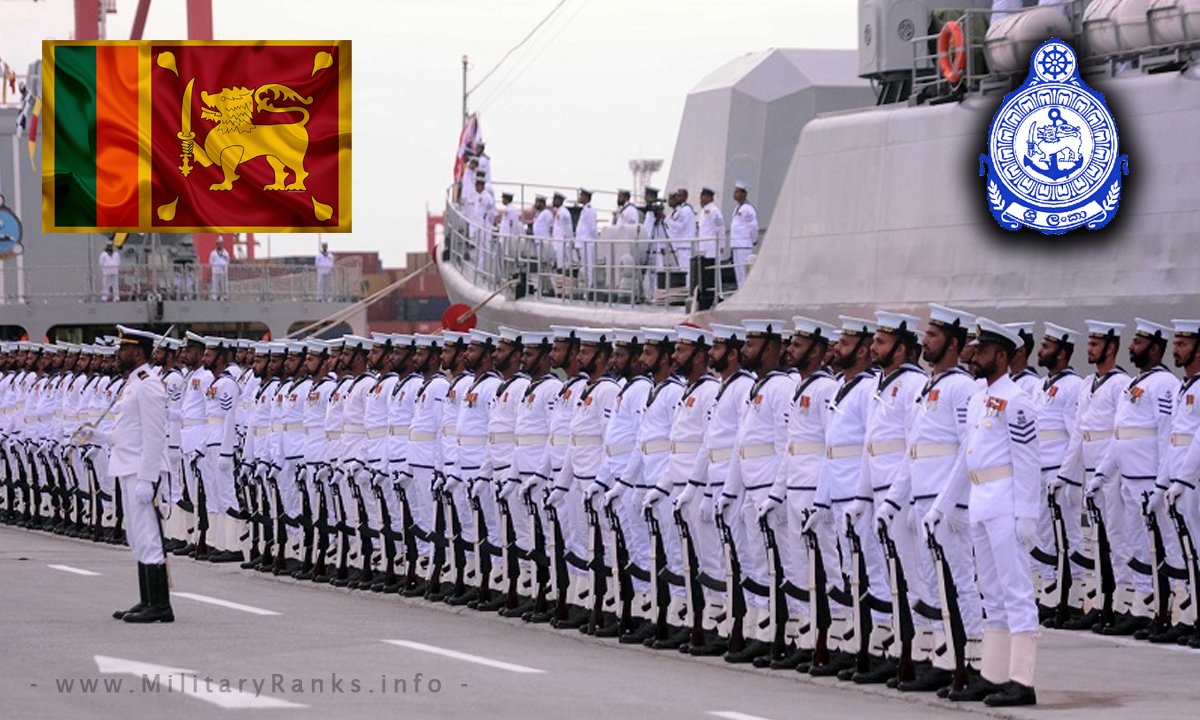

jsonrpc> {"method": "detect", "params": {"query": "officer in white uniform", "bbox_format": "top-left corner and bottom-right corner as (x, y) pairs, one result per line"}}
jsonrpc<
(575, 189), (599, 287)
(99, 242), (121, 302)
(531, 195), (554, 274)
(728, 181), (758, 286)
(550, 192), (575, 271)
(315, 243), (335, 301)
(614, 189), (639, 228)
(697, 187), (725, 260)
(473, 174), (497, 272)
(1087, 319), (1181, 635)
(105, 326), (171, 623)
(1161, 319), (1200, 646)
(668, 189), (696, 284)
(208, 239), (231, 301)
(927, 318), (1041, 708)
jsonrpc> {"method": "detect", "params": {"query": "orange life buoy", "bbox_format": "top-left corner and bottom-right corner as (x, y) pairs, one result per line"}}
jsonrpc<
(938, 21), (967, 84)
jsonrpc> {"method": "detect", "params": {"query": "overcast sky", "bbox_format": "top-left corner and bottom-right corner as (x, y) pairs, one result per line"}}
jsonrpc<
(2, 0), (857, 267)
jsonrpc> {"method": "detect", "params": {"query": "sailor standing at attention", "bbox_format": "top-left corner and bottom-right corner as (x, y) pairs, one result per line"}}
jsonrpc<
(728, 181), (758, 287)
(927, 318), (1041, 707)
(105, 326), (172, 623)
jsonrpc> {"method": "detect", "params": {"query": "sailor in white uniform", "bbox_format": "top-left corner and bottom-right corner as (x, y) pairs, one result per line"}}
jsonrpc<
(1160, 319), (1200, 645)
(614, 189), (639, 228)
(728, 181), (758, 286)
(1005, 323), (1041, 397)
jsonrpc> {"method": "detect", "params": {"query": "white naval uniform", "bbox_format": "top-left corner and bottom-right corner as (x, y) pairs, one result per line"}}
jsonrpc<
(668, 202), (696, 282)
(1011, 368), (1041, 398)
(473, 190), (496, 270)
(551, 205), (575, 270)
(364, 372), (400, 538)
(1164, 373), (1200, 607)
(454, 370), (502, 552)
(482, 372), (531, 581)
(1094, 365), (1181, 599)
(202, 370), (240, 516)
(575, 202), (599, 286)
(503, 373), (561, 579)
(180, 367), (213, 512)
(405, 373), (451, 556)
(99, 249), (121, 301)
(315, 250), (335, 300)
(1034, 369), (1085, 580)
(614, 202), (639, 228)
(208, 248), (230, 300)
(340, 371), (379, 555)
(439, 371), (475, 559)
(697, 201), (725, 260)
(935, 375), (1042, 635)
(109, 364), (168, 565)
(728, 200), (757, 285)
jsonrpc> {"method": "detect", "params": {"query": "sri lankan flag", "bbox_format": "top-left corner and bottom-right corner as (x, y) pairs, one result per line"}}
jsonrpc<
(42, 40), (351, 233)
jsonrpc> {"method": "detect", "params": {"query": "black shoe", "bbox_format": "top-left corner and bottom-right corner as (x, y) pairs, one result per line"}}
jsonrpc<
(524, 610), (555, 624)
(685, 629), (727, 656)
(1149, 623), (1192, 644)
(475, 595), (509, 613)
(446, 588), (480, 606)
(594, 617), (629, 638)
(555, 606), (591, 630)
(618, 620), (657, 645)
(122, 564), (174, 624)
(401, 580), (428, 597)
(899, 666), (954, 693)
(948, 673), (1002, 702)
(208, 550), (246, 564)
(1100, 613), (1151, 636)
(499, 599), (536, 618)
(651, 626), (691, 650)
(852, 657), (898, 684)
(1061, 607), (1100, 630)
(768, 645), (812, 670)
(113, 563), (149, 620)
(172, 543), (196, 557)
(808, 650), (856, 677)
(983, 680), (1037, 707)
(724, 639), (770, 664)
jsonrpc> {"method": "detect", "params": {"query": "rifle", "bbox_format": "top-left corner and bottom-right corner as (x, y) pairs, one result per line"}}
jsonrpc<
(546, 502), (571, 623)
(396, 482), (421, 590)
(801, 510), (832, 667)
(878, 519), (916, 683)
(1086, 495), (1116, 629)
(715, 510), (747, 652)
(498, 497), (521, 610)
(295, 467), (317, 575)
(1169, 499), (1200, 636)
(927, 527), (968, 692)
(0, 443), (15, 522)
(761, 516), (789, 663)
(606, 500), (636, 634)
(444, 487), (468, 598)
(645, 505), (671, 642)
(237, 463), (260, 563)
(525, 487), (551, 615)
(65, 450), (90, 535)
(372, 475), (400, 590)
(330, 473), (355, 582)
(1143, 491), (1172, 629)
(311, 465), (331, 579)
(83, 455), (104, 541)
(348, 474), (377, 585)
(427, 479), (448, 593)
(192, 454), (209, 557)
(255, 462), (276, 566)
(1047, 491), (1073, 628)
(846, 517), (872, 674)
(586, 498), (609, 634)
(472, 490), (494, 603)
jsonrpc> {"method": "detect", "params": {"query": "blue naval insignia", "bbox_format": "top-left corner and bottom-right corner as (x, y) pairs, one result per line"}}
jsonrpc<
(979, 40), (1128, 234)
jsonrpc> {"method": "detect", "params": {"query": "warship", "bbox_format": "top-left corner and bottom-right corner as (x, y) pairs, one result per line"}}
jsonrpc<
(439, 0), (1200, 331)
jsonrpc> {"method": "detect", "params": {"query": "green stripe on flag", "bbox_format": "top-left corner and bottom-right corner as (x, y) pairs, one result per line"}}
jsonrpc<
(54, 45), (98, 228)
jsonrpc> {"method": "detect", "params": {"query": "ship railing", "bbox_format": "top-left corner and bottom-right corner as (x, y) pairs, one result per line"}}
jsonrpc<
(5, 261), (362, 304)
(443, 197), (752, 312)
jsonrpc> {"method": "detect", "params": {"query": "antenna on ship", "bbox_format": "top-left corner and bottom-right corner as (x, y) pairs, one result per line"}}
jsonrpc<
(629, 159), (663, 201)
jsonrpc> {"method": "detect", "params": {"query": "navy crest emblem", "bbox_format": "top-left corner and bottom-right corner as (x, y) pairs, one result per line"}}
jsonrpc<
(979, 40), (1128, 234)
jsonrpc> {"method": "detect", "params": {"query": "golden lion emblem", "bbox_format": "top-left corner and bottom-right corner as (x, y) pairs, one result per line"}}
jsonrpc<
(181, 84), (313, 192)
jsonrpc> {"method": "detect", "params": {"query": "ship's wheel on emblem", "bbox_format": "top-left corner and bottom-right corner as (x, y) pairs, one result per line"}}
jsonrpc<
(1034, 43), (1075, 82)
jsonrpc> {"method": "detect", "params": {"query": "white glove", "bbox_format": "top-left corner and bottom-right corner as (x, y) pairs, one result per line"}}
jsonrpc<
(497, 478), (519, 501)
(1046, 476), (1066, 499)
(1085, 474), (1105, 497)
(1166, 482), (1188, 507)
(602, 486), (622, 508)
(545, 486), (567, 509)
(583, 482), (603, 502)
(673, 485), (697, 511)
(217, 456), (233, 473)
(1145, 490), (1165, 515)
(84, 445), (102, 462)
(923, 508), (944, 536)
(803, 506), (832, 534)
(714, 493), (734, 519)
(699, 496), (715, 524)
(874, 501), (899, 530)
(642, 488), (666, 511)
(1015, 517), (1038, 547)
(946, 507), (970, 534)
(518, 476), (540, 498)
(133, 480), (155, 505)
(844, 499), (868, 527)
(756, 495), (781, 521)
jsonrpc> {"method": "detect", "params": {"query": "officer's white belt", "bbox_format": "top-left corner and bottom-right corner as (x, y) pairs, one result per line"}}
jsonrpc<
(867, 439), (906, 457)
(270, 422), (282, 432)
(1115, 427), (1156, 440)
(326, 431), (342, 441)
(787, 441), (824, 457)
(410, 430), (438, 442)
(516, 434), (549, 446)
(709, 447), (734, 462)
(283, 422), (304, 432)
(1039, 430), (1068, 442)
(253, 428), (269, 437)
(1082, 430), (1112, 442)
(489, 432), (515, 444)
(910, 443), (958, 459)
(343, 423), (366, 434)
(642, 439), (671, 455)
(550, 434), (571, 447)
(442, 427), (457, 437)
(366, 428), (389, 439)
(571, 436), (603, 447)
(1171, 434), (1194, 447)
(457, 435), (487, 447)
(206, 417), (223, 425)
(390, 425), (410, 437)
(739, 444), (774, 460)
(970, 464), (1013, 485)
(671, 441), (702, 454)
(606, 442), (635, 457)
(826, 444), (863, 460)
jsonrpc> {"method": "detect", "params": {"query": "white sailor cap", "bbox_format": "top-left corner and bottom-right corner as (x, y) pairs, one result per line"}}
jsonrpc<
(1004, 322), (1036, 343)
(838, 315), (877, 338)
(203, 335), (227, 350)
(343, 334), (374, 352)
(184, 331), (207, 347)
(286, 340), (308, 355)
(875, 311), (922, 337)
(391, 334), (415, 348)
(236, 338), (252, 350)
(742, 319), (786, 339)
(613, 328), (641, 347)
(971, 317), (1022, 351)
(306, 338), (332, 354)
(267, 341), (288, 356)
(325, 337), (345, 350)
(498, 326), (523, 345)
(550, 325), (578, 343)
(442, 331), (471, 347)
(162, 337), (183, 352)
(371, 332), (394, 346)
(674, 325), (712, 346)
(1135, 318), (1172, 342)
(576, 328), (612, 345)
(534, 194), (547, 202)
(98, 345), (117, 357)
(15, 341), (29, 352)
(520, 329), (553, 348)
(928, 304), (975, 332)
(1043, 322), (1082, 348)
(915, 330), (926, 345)
(117, 324), (157, 348)
(791, 316), (837, 344)
(469, 329), (499, 346)
(41, 343), (61, 354)
(641, 327), (675, 346)
(710, 323), (744, 345)
(1172, 320), (1200, 339)
(252, 341), (272, 355)
(733, 180), (749, 192)
(414, 333), (442, 349)
(57, 342), (77, 353)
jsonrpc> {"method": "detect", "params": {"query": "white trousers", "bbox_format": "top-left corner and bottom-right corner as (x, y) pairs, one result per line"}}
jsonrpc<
(118, 475), (165, 564)
(973, 514), (1038, 634)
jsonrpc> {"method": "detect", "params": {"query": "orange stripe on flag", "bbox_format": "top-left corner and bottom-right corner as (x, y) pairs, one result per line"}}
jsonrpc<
(95, 45), (139, 228)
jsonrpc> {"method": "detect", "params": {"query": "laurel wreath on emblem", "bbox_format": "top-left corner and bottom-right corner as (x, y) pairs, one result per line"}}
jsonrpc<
(988, 180), (1004, 211)
(1103, 180), (1120, 211)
